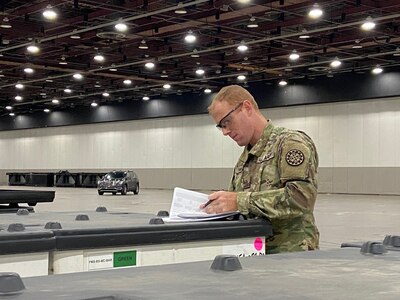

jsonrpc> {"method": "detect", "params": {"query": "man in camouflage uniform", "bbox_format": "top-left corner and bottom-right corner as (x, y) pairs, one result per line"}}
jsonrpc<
(204, 85), (319, 254)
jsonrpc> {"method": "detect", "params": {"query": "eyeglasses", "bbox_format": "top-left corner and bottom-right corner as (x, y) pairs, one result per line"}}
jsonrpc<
(216, 102), (243, 130)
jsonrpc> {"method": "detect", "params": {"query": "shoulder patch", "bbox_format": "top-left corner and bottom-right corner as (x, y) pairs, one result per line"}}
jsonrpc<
(285, 149), (304, 166)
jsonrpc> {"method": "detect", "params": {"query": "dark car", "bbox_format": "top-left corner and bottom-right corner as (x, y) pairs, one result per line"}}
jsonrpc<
(97, 170), (139, 195)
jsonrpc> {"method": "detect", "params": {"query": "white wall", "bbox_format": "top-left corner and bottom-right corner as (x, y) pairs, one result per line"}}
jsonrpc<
(0, 96), (400, 170)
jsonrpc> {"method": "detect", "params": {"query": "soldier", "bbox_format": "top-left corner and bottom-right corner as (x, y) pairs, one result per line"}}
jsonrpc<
(203, 85), (319, 254)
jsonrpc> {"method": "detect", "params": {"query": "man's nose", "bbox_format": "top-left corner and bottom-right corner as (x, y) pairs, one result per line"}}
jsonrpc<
(221, 127), (230, 136)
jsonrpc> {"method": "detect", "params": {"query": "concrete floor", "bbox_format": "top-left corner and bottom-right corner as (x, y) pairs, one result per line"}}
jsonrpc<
(3, 185), (400, 250)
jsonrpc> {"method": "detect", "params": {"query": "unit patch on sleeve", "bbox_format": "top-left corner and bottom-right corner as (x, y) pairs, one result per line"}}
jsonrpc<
(285, 149), (304, 166)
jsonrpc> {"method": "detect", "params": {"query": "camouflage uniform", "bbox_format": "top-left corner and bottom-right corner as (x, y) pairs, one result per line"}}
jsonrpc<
(230, 122), (319, 254)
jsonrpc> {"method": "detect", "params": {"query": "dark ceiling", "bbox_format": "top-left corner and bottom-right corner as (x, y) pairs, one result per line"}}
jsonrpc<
(0, 0), (399, 116)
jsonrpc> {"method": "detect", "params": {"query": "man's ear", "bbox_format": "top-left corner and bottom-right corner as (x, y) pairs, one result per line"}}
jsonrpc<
(242, 100), (253, 115)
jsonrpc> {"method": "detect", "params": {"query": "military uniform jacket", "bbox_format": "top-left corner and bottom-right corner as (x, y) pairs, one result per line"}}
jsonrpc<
(230, 122), (320, 254)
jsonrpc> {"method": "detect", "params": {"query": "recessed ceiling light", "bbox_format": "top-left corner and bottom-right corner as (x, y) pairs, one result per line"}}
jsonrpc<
(24, 67), (34, 74)
(52, 99), (60, 104)
(44, 108), (50, 113)
(0, 17), (12, 29)
(15, 95), (23, 101)
(195, 68), (205, 75)
(59, 55), (68, 65)
(372, 65), (383, 74)
(163, 84), (171, 89)
(142, 96), (150, 101)
(145, 62), (155, 69)
(73, 73), (83, 80)
(123, 79), (132, 85)
(191, 49), (200, 58)
(64, 88), (72, 93)
(5, 106), (12, 110)
(330, 57), (342, 68)
(247, 16), (258, 28)
(9, 112), (15, 116)
(175, 2), (187, 14)
(160, 70), (168, 78)
(102, 92), (110, 97)
(361, 16), (376, 31)
(94, 54), (105, 62)
(279, 79), (288, 86)
(289, 50), (300, 61)
(15, 83), (24, 89)
(70, 31), (81, 39)
(237, 42), (248, 52)
(43, 5), (57, 20)
(138, 40), (149, 50)
(184, 31), (196, 43)
(204, 88), (212, 93)
(237, 75), (246, 81)
(27, 45), (40, 54)
(91, 102), (98, 107)
(114, 22), (128, 32)
(308, 3), (323, 19)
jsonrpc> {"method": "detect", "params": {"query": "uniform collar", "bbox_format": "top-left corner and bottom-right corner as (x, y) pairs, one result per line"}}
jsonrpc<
(244, 121), (274, 158)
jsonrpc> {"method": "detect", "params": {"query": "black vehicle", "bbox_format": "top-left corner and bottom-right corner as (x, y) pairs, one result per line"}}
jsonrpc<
(97, 170), (139, 195)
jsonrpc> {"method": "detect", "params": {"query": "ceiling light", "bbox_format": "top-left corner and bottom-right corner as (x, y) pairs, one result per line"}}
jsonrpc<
(0, 17), (12, 29)
(145, 62), (155, 69)
(175, 2), (187, 14)
(5, 106), (12, 110)
(247, 16), (258, 28)
(327, 71), (334, 78)
(94, 82), (101, 88)
(142, 96), (150, 101)
(160, 70), (168, 78)
(352, 39), (363, 49)
(70, 30), (81, 39)
(43, 5), (57, 20)
(15, 95), (23, 101)
(308, 3), (323, 19)
(91, 102), (98, 107)
(361, 16), (375, 31)
(9, 113), (15, 116)
(289, 50), (300, 61)
(52, 99), (60, 104)
(123, 79), (132, 85)
(163, 84), (171, 89)
(204, 88), (212, 93)
(15, 83), (24, 89)
(330, 57), (342, 68)
(102, 92), (110, 97)
(237, 41), (248, 52)
(27, 45), (40, 54)
(299, 29), (310, 39)
(114, 22), (128, 32)
(59, 55), (68, 65)
(94, 53), (105, 62)
(279, 79), (288, 86)
(64, 88), (72, 93)
(394, 47), (400, 56)
(44, 108), (50, 113)
(138, 40), (149, 50)
(237, 75), (246, 81)
(73, 73), (83, 80)
(195, 68), (205, 75)
(24, 67), (34, 74)
(372, 65), (383, 74)
(191, 49), (200, 58)
(109, 66), (118, 71)
(184, 30), (196, 43)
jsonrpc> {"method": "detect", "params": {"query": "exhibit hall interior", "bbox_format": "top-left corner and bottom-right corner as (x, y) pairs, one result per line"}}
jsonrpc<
(0, 1), (399, 299)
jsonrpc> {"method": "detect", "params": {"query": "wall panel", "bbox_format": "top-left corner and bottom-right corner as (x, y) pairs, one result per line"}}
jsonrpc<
(1, 97), (400, 194)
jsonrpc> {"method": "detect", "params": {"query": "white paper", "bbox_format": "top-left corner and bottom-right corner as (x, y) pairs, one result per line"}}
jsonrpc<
(162, 187), (239, 223)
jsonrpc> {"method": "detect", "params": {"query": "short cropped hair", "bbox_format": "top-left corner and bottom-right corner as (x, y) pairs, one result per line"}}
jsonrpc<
(208, 85), (259, 114)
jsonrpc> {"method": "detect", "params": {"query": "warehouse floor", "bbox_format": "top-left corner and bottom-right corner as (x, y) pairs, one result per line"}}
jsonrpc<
(3, 185), (400, 250)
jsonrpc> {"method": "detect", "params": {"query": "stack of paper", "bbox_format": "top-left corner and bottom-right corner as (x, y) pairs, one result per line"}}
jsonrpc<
(162, 187), (239, 223)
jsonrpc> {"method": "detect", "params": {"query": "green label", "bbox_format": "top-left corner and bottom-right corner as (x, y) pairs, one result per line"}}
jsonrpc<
(113, 250), (137, 268)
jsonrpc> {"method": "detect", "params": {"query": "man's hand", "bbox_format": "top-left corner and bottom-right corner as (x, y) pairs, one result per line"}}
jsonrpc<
(200, 191), (238, 214)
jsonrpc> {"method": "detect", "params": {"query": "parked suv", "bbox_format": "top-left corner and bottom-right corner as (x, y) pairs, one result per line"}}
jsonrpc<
(97, 170), (139, 195)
